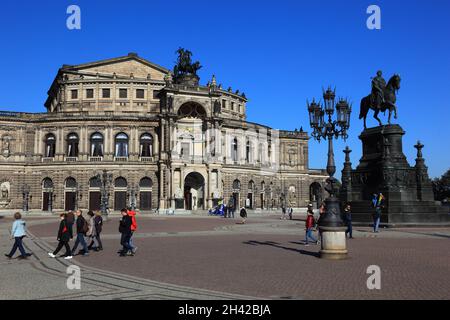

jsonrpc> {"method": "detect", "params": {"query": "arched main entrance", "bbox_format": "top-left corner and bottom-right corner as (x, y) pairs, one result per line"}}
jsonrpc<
(310, 182), (323, 209)
(184, 172), (205, 210)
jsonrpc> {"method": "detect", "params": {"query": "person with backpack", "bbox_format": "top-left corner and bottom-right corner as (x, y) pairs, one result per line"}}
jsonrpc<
(48, 213), (72, 260)
(127, 207), (138, 255)
(239, 206), (247, 224)
(305, 204), (318, 246)
(5, 212), (32, 259)
(118, 208), (133, 257)
(71, 210), (89, 256)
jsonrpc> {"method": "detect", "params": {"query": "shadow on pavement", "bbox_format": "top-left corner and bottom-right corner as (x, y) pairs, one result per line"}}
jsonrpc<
(243, 240), (320, 258)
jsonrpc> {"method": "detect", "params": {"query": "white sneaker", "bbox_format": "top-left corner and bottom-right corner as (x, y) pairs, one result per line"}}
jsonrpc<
(48, 252), (56, 258)
(132, 247), (138, 254)
(64, 256), (73, 260)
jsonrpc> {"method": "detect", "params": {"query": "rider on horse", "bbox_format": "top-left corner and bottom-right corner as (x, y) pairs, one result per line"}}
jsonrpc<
(371, 70), (386, 110)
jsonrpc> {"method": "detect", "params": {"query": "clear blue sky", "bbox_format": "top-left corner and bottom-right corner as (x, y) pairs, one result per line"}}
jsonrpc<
(1, 0), (449, 178)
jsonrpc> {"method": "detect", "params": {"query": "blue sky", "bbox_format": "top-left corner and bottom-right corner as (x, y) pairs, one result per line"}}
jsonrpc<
(0, 0), (449, 178)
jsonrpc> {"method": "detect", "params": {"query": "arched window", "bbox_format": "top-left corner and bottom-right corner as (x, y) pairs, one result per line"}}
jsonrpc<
(65, 177), (77, 188)
(89, 176), (101, 188)
(45, 134), (56, 158)
(245, 140), (251, 163)
(232, 179), (241, 190)
(42, 178), (53, 189)
(140, 133), (153, 157)
(261, 181), (265, 192)
(114, 177), (127, 188)
(259, 142), (264, 163)
(231, 138), (238, 162)
(139, 177), (153, 188)
(248, 180), (255, 190)
(115, 133), (128, 157)
(90, 132), (104, 157)
(67, 133), (79, 157)
(178, 102), (206, 118)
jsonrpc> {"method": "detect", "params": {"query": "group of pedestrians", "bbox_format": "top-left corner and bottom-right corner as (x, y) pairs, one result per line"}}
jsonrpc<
(280, 206), (293, 220)
(48, 209), (103, 260)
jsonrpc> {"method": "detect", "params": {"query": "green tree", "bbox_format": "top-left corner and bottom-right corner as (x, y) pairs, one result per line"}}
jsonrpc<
(432, 169), (450, 202)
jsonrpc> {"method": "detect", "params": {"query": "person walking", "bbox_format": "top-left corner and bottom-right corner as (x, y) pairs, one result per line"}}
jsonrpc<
(280, 205), (287, 220)
(305, 205), (318, 246)
(91, 211), (103, 251)
(86, 211), (99, 251)
(71, 210), (89, 256)
(48, 213), (72, 260)
(372, 192), (385, 233)
(288, 206), (293, 220)
(127, 207), (138, 255)
(118, 208), (133, 257)
(343, 203), (353, 239)
(5, 212), (32, 259)
(239, 206), (247, 224)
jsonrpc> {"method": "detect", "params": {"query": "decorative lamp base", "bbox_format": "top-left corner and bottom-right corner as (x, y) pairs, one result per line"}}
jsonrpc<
(319, 227), (348, 260)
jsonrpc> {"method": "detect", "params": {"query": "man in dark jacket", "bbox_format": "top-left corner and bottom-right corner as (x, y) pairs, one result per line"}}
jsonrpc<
(71, 210), (89, 256)
(343, 203), (353, 239)
(48, 214), (72, 259)
(119, 208), (133, 257)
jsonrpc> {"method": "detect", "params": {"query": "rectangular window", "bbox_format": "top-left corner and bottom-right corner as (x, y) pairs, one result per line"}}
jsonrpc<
(102, 88), (111, 98)
(71, 90), (78, 99)
(86, 89), (94, 99)
(231, 102), (235, 111)
(136, 89), (145, 99)
(153, 90), (160, 99)
(119, 89), (127, 99)
(222, 99), (227, 109)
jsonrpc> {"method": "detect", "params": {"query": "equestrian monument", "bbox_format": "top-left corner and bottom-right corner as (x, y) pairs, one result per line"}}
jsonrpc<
(340, 71), (450, 226)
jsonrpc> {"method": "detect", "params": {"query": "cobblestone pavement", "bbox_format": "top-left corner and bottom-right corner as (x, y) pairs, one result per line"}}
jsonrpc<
(1, 214), (450, 299)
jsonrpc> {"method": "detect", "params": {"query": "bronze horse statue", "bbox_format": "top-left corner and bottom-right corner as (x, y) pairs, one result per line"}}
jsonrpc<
(359, 74), (401, 129)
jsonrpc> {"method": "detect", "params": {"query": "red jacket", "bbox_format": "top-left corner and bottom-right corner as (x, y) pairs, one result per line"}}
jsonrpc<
(305, 214), (315, 229)
(128, 210), (137, 231)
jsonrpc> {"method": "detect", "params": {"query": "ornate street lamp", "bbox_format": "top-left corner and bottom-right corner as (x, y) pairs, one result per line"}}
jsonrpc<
(307, 87), (352, 260)
(22, 184), (30, 212)
(96, 170), (113, 218)
(75, 183), (82, 211)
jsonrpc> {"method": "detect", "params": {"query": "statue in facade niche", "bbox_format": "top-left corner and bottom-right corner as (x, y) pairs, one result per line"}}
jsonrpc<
(2, 136), (11, 157)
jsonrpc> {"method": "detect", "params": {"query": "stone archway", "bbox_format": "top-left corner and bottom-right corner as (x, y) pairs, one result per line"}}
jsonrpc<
(184, 172), (205, 210)
(310, 182), (323, 209)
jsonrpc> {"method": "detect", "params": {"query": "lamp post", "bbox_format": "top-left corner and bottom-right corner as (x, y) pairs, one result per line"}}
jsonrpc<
(22, 184), (30, 212)
(96, 170), (113, 218)
(75, 183), (82, 211)
(307, 87), (352, 259)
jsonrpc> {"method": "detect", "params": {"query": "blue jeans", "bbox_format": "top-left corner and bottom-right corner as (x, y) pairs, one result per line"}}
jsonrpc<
(72, 233), (88, 254)
(373, 208), (381, 232)
(128, 231), (135, 249)
(8, 236), (27, 257)
(120, 233), (133, 253)
(305, 228), (317, 244)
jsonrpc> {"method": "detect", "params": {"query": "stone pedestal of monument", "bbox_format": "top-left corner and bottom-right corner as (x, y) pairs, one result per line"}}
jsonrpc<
(341, 124), (450, 226)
